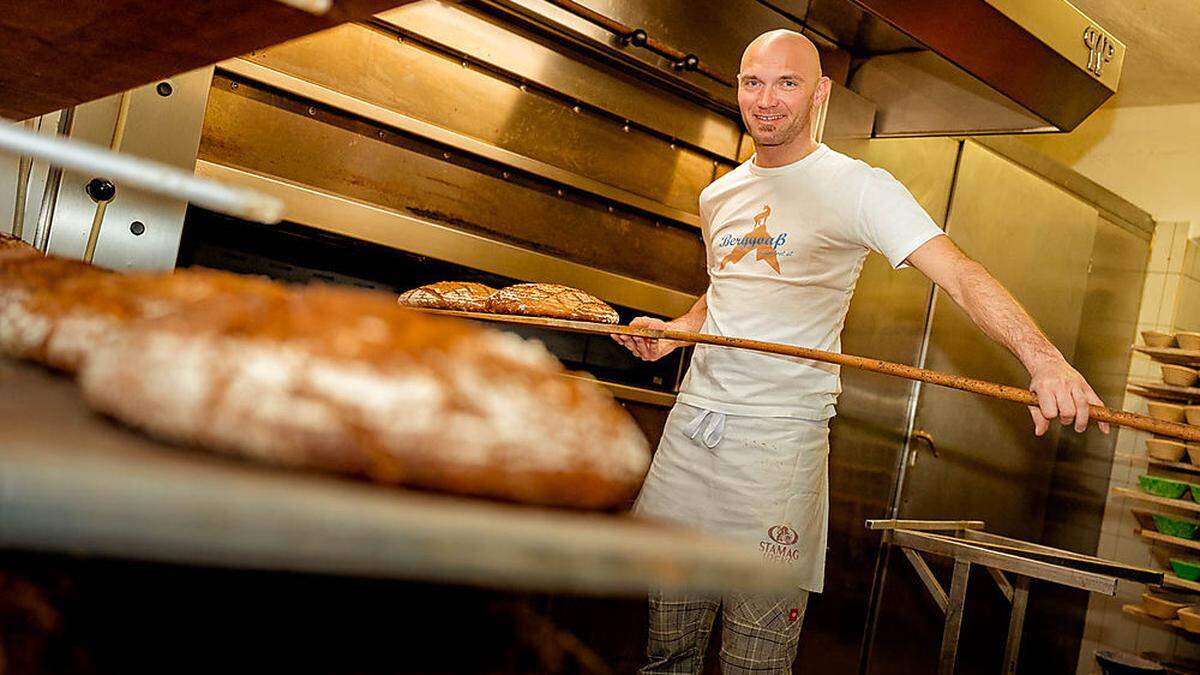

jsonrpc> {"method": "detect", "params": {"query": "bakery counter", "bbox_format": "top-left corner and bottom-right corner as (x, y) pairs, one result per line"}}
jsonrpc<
(0, 357), (791, 596)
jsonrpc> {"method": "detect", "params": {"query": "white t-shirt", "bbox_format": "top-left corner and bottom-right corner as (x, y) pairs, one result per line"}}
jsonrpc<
(677, 144), (945, 419)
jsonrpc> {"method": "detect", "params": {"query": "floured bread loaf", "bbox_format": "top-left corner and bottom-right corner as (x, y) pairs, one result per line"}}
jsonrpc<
(397, 281), (495, 312)
(77, 283), (650, 508)
(487, 283), (619, 324)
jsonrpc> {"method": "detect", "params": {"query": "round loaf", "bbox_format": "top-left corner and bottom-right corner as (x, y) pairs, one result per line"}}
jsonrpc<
(397, 281), (496, 312)
(486, 283), (619, 324)
(78, 283), (650, 508)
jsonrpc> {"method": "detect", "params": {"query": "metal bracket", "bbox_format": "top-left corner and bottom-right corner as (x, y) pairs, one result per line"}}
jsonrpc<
(902, 547), (948, 613)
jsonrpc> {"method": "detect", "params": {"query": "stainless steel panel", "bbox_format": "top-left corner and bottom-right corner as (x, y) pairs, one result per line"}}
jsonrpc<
(852, 51), (1053, 137)
(239, 21), (715, 220)
(0, 122), (21, 235)
(43, 94), (124, 259)
(898, 141), (1098, 534)
(869, 140), (1099, 675)
(200, 76), (709, 294)
(1043, 218), (1147, 553)
(975, 137), (1153, 239)
(823, 84), (877, 141)
(376, 1), (743, 160)
(1021, 216), (1148, 674)
(91, 67), (213, 271)
(796, 137), (960, 673)
(19, 112), (62, 245)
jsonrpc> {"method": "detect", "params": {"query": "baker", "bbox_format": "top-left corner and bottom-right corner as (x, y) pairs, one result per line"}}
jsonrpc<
(613, 29), (1108, 675)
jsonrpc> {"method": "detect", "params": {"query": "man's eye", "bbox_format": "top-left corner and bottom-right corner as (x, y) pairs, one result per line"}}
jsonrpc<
(742, 80), (760, 88)
(781, 80), (797, 88)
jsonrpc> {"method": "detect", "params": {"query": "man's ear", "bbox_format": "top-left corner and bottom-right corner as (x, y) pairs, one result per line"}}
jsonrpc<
(814, 76), (832, 107)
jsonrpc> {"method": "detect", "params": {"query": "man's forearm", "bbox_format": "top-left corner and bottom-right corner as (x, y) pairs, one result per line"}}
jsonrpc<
(949, 261), (1062, 372)
(668, 291), (708, 333)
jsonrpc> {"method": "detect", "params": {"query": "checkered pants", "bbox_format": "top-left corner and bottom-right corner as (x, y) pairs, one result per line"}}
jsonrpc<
(641, 589), (809, 674)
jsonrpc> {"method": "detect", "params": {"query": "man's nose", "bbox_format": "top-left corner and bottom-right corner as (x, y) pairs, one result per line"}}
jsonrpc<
(757, 85), (778, 108)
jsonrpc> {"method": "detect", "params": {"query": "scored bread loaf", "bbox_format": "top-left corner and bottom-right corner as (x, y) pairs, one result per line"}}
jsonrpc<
(486, 283), (619, 324)
(75, 282), (650, 508)
(397, 281), (495, 312)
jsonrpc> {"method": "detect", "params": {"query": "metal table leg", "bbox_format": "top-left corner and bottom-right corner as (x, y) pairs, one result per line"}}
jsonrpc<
(1001, 575), (1031, 674)
(939, 559), (971, 675)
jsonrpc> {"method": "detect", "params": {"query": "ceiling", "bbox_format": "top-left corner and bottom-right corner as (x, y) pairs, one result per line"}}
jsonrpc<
(1071, 0), (1200, 107)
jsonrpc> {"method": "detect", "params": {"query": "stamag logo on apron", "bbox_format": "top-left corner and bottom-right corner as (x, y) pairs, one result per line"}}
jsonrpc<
(761, 524), (801, 563)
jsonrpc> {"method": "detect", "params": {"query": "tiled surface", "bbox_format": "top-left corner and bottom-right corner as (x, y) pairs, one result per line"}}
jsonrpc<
(1076, 221), (1200, 674)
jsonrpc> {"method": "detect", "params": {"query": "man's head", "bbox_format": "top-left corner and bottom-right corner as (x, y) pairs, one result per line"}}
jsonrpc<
(737, 30), (830, 151)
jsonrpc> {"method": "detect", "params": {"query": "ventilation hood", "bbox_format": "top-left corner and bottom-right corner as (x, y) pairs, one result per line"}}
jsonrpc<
(798, 0), (1126, 135)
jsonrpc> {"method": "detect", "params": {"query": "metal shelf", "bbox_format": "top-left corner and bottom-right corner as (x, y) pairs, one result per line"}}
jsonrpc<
(0, 358), (795, 596)
(1113, 487), (1200, 514)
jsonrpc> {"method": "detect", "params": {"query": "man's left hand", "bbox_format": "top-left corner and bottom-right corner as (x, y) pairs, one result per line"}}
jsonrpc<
(1027, 360), (1110, 436)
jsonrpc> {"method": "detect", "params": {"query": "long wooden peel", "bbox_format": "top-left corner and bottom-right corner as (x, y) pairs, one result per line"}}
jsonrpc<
(418, 309), (1200, 442)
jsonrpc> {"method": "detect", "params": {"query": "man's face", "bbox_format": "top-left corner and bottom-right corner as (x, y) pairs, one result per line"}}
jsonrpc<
(737, 49), (821, 149)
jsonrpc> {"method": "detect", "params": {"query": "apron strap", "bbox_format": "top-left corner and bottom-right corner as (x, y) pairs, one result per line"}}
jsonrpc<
(683, 408), (726, 449)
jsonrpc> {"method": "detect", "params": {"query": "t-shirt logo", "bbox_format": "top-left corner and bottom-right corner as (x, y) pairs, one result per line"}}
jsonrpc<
(717, 204), (785, 274)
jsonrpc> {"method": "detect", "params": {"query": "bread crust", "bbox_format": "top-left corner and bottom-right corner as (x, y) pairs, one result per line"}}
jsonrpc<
(0, 233), (39, 264)
(486, 283), (619, 324)
(397, 281), (496, 312)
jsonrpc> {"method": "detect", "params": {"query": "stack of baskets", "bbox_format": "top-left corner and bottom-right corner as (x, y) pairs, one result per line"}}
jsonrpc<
(1130, 330), (1200, 626)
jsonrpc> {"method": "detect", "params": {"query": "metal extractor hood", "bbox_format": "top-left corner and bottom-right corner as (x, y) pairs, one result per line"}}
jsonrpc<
(784, 0), (1126, 135)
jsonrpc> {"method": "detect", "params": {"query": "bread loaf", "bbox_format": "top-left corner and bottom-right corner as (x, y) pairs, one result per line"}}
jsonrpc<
(79, 283), (649, 507)
(487, 283), (619, 324)
(397, 281), (495, 312)
(1, 256), (651, 507)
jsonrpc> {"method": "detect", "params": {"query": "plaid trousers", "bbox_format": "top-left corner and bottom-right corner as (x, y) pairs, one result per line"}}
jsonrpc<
(641, 589), (809, 674)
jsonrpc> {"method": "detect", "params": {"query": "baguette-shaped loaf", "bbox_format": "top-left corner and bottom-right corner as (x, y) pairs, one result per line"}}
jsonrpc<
(486, 283), (619, 324)
(77, 283), (650, 508)
(397, 281), (496, 312)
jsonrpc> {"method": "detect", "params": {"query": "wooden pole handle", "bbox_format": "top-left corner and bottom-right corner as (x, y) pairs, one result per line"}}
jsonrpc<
(655, 328), (1200, 442)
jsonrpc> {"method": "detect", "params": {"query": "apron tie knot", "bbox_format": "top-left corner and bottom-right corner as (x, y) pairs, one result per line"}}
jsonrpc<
(683, 409), (726, 449)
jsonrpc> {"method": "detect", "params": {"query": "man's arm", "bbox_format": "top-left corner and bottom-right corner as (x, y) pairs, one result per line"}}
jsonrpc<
(905, 235), (1108, 436)
(613, 291), (708, 361)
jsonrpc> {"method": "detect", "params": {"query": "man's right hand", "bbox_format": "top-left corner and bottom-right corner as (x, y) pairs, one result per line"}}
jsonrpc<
(612, 317), (684, 362)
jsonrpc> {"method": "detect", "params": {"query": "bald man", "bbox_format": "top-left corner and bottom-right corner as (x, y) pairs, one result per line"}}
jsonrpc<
(615, 29), (1107, 674)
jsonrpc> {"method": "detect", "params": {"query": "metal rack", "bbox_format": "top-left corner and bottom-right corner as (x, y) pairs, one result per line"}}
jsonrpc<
(870, 519), (1161, 675)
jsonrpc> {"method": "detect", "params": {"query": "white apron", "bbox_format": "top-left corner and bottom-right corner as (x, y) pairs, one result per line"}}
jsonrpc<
(633, 402), (830, 593)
